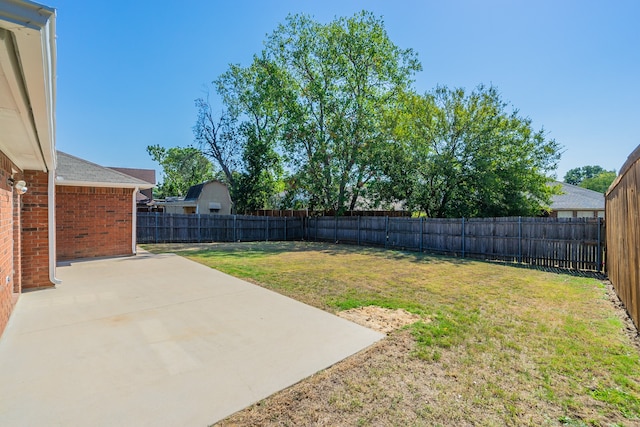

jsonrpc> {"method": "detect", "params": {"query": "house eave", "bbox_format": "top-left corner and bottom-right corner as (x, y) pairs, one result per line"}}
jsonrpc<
(55, 179), (154, 190)
(0, 0), (56, 172)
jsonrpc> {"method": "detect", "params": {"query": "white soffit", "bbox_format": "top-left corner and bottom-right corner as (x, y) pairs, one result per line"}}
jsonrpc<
(0, 0), (55, 171)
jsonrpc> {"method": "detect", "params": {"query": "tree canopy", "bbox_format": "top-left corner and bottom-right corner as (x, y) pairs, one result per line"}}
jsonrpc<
(147, 145), (214, 198)
(262, 11), (421, 213)
(185, 10), (563, 217)
(373, 86), (560, 217)
(564, 165), (617, 193)
(563, 165), (607, 185)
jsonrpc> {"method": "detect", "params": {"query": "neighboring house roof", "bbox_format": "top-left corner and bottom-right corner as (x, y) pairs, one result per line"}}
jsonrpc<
(550, 182), (605, 211)
(0, 0), (56, 171)
(108, 167), (156, 185)
(108, 167), (156, 202)
(55, 151), (154, 189)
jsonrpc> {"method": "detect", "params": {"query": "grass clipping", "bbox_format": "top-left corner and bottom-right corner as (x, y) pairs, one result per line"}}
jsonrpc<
(337, 306), (422, 334)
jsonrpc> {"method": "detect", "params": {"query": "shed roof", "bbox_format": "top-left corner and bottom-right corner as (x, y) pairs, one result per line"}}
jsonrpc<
(56, 151), (154, 189)
(183, 180), (229, 201)
(550, 181), (604, 210)
(184, 182), (205, 201)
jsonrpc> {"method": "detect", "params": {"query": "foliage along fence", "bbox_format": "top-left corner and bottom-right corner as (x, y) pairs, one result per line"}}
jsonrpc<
(605, 145), (640, 330)
(138, 213), (604, 274)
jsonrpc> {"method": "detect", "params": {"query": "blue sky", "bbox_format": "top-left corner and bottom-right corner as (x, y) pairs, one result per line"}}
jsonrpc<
(51, 0), (639, 182)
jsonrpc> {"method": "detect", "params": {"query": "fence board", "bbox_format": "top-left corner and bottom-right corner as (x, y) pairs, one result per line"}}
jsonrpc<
(606, 145), (640, 330)
(137, 213), (604, 275)
(137, 213), (304, 244)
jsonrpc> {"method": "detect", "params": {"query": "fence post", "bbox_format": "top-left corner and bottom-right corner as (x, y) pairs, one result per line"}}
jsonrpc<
(357, 215), (361, 246)
(597, 217), (602, 273)
(385, 216), (389, 248)
(419, 216), (423, 252)
(198, 214), (201, 243)
(284, 216), (287, 241)
(518, 216), (522, 263)
(461, 217), (465, 258)
(170, 214), (174, 243)
(155, 211), (158, 243)
(334, 216), (338, 243)
(233, 215), (237, 242)
(266, 216), (269, 242)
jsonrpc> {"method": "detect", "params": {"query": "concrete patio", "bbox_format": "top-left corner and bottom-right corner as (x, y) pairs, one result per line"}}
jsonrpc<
(0, 250), (383, 426)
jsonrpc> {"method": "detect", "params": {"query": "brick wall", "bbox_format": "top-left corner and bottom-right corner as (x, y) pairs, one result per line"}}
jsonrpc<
(56, 186), (135, 261)
(21, 170), (52, 289)
(0, 151), (21, 336)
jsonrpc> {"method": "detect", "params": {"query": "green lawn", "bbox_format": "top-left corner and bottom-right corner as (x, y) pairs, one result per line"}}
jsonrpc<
(144, 242), (640, 426)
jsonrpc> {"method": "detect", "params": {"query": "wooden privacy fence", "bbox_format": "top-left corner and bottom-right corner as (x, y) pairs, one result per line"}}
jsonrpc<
(605, 144), (640, 330)
(138, 213), (604, 274)
(307, 216), (605, 273)
(137, 212), (304, 243)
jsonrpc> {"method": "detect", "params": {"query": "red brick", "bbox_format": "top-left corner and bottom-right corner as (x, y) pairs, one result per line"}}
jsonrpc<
(56, 186), (134, 261)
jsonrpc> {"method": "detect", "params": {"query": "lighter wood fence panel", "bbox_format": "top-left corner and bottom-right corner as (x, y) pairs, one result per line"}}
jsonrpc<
(606, 155), (640, 330)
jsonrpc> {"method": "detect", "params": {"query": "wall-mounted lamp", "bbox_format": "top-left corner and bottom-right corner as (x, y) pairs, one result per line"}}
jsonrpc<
(15, 180), (27, 194)
(7, 178), (28, 194)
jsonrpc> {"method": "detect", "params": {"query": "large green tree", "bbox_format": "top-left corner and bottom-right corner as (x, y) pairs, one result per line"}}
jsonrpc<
(263, 11), (421, 213)
(563, 165), (607, 185)
(579, 170), (617, 193)
(192, 98), (240, 188)
(374, 85), (561, 218)
(194, 58), (289, 213)
(147, 145), (215, 198)
(214, 59), (288, 213)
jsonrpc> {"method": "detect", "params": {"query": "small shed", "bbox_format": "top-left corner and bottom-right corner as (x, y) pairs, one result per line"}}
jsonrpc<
(158, 180), (232, 215)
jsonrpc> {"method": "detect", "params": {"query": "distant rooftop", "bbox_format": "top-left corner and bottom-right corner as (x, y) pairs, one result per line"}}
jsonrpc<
(108, 167), (155, 185)
(550, 181), (604, 210)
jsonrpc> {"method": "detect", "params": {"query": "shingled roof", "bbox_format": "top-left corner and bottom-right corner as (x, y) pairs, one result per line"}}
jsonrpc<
(56, 151), (154, 189)
(550, 181), (604, 210)
(184, 182), (206, 201)
(107, 167), (155, 185)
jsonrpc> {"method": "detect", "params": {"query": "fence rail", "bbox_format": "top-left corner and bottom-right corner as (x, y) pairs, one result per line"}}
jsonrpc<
(137, 213), (604, 273)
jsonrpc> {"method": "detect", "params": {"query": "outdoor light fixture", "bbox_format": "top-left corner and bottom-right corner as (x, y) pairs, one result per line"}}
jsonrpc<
(7, 178), (28, 194)
(14, 180), (27, 194)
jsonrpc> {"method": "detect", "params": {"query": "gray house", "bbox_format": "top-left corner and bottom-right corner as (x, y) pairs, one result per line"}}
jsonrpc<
(549, 182), (605, 218)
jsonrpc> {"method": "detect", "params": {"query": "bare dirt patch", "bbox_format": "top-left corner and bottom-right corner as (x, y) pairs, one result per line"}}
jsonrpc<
(336, 306), (423, 334)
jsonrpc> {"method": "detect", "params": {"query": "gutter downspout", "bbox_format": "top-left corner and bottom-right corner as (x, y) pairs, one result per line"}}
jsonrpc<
(48, 168), (61, 285)
(132, 187), (138, 255)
